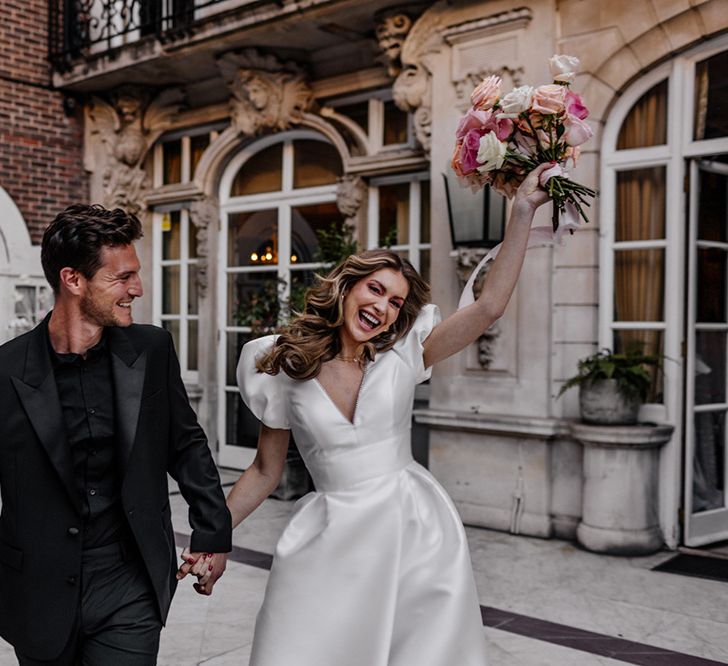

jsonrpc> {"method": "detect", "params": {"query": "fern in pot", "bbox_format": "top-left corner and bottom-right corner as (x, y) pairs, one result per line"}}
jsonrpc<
(558, 348), (659, 425)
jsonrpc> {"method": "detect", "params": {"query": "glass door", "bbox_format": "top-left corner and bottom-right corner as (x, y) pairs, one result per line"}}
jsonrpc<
(217, 133), (343, 469)
(684, 155), (728, 546)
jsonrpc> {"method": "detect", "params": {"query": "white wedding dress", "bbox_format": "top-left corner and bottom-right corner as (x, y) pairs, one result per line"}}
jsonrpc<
(237, 304), (488, 666)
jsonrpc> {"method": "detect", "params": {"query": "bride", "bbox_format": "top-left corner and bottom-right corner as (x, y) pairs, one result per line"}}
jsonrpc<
(186, 164), (549, 665)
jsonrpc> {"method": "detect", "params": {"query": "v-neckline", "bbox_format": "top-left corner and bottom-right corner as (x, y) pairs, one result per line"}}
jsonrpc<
(313, 362), (370, 426)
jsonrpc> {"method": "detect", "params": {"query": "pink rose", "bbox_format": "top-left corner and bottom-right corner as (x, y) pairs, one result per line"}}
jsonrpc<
(491, 172), (520, 199)
(451, 140), (465, 178)
(456, 108), (490, 140)
(565, 91), (588, 120)
(513, 131), (537, 157)
(536, 128), (553, 151)
(563, 145), (582, 167)
(459, 128), (486, 174)
(531, 84), (566, 115)
(494, 116), (514, 141)
(563, 115), (593, 146)
(466, 170), (492, 192)
(470, 75), (502, 111)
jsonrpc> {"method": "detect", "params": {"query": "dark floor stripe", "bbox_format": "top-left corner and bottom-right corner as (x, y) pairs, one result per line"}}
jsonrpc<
(175, 532), (726, 665)
(481, 606), (727, 666)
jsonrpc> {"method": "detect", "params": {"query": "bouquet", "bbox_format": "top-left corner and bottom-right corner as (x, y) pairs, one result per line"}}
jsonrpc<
(451, 54), (596, 232)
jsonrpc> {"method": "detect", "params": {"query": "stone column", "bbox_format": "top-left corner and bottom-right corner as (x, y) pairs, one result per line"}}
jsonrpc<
(571, 423), (673, 555)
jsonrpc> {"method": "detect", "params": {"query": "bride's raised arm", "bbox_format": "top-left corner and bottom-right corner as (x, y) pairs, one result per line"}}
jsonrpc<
(422, 162), (552, 369)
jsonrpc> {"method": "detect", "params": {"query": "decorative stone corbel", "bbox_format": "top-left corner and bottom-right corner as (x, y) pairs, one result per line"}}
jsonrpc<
(452, 247), (501, 369)
(452, 66), (524, 105)
(189, 196), (218, 299)
(374, 8), (414, 77)
(443, 8), (532, 108)
(336, 175), (367, 224)
(88, 85), (184, 216)
(391, 1), (448, 155)
(217, 49), (314, 137)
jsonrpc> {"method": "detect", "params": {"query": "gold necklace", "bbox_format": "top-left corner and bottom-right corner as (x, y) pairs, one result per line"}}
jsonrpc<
(334, 354), (361, 364)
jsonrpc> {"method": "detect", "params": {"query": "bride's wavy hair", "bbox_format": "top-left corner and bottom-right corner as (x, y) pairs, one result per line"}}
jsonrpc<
(257, 249), (430, 380)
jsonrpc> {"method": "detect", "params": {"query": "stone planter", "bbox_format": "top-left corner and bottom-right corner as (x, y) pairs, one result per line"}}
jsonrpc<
(415, 409), (574, 538)
(579, 379), (640, 425)
(571, 422), (673, 555)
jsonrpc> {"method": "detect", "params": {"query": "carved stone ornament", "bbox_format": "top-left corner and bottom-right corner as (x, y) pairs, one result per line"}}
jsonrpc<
(336, 175), (367, 221)
(453, 66), (524, 105)
(452, 247), (501, 370)
(392, 1), (448, 155)
(89, 85), (183, 215)
(374, 8), (414, 77)
(189, 197), (218, 299)
(217, 49), (314, 137)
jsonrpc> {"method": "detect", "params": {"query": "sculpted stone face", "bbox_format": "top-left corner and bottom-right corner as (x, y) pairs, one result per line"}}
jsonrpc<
(230, 67), (312, 136)
(375, 12), (412, 67)
(244, 74), (272, 111)
(116, 95), (142, 125)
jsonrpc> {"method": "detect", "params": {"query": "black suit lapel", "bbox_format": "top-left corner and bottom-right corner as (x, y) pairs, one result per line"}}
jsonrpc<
(11, 317), (80, 512)
(108, 327), (146, 477)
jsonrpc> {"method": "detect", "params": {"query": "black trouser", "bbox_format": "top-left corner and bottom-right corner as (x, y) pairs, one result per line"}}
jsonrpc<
(15, 542), (162, 666)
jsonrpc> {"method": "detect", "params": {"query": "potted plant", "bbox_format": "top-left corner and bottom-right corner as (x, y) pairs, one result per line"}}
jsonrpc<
(558, 348), (659, 425)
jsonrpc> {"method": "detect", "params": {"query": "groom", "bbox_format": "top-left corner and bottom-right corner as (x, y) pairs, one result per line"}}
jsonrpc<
(0, 204), (231, 664)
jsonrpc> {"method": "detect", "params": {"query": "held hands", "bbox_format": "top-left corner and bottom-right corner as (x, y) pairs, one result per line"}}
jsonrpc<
(176, 547), (228, 596)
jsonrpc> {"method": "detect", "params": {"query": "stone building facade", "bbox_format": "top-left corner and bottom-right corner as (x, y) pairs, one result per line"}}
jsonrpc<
(6, 0), (728, 551)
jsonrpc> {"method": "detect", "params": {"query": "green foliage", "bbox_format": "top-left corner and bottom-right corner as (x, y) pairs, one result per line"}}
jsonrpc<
(234, 221), (359, 336)
(232, 278), (285, 336)
(379, 227), (398, 250)
(315, 221), (358, 266)
(558, 347), (660, 402)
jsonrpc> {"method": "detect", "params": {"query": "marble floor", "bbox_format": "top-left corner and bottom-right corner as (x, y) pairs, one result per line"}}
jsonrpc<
(2, 468), (728, 665)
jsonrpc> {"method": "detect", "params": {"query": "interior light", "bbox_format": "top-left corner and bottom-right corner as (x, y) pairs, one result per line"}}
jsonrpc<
(251, 252), (259, 261)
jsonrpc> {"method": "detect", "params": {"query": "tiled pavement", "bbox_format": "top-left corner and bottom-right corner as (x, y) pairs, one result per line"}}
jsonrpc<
(2, 468), (728, 665)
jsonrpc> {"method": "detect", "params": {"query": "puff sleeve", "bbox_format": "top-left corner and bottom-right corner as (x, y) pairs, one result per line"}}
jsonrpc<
(393, 303), (442, 384)
(236, 335), (291, 430)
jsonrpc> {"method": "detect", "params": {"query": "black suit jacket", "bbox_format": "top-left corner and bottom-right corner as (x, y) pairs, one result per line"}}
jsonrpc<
(0, 316), (232, 660)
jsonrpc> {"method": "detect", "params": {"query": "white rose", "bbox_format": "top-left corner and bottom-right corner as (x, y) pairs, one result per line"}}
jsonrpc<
(497, 85), (535, 119)
(549, 54), (580, 84)
(476, 132), (507, 172)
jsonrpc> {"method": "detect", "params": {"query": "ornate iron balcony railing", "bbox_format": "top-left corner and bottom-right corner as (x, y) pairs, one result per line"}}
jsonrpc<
(48, 0), (231, 71)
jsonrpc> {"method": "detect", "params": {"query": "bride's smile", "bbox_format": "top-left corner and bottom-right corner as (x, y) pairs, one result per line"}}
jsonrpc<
(340, 268), (409, 349)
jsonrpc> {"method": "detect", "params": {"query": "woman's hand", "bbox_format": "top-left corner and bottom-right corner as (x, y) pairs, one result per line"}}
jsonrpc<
(512, 162), (553, 215)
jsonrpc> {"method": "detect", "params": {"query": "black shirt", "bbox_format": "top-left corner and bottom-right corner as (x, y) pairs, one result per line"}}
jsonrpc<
(49, 332), (130, 549)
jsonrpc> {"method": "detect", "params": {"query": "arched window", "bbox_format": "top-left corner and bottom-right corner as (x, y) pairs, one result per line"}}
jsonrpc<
(218, 131), (345, 468)
(600, 36), (728, 546)
(0, 187), (48, 344)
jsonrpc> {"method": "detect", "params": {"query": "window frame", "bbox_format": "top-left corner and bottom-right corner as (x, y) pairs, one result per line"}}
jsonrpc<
(153, 122), (226, 187)
(217, 130), (342, 468)
(152, 207), (201, 383)
(367, 172), (431, 276)
(600, 34), (728, 547)
(326, 89), (415, 153)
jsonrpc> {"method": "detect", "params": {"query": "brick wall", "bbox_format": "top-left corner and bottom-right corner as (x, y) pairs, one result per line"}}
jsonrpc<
(0, 0), (87, 243)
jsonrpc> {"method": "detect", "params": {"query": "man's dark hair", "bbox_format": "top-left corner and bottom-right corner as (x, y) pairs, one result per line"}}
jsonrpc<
(41, 204), (143, 293)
